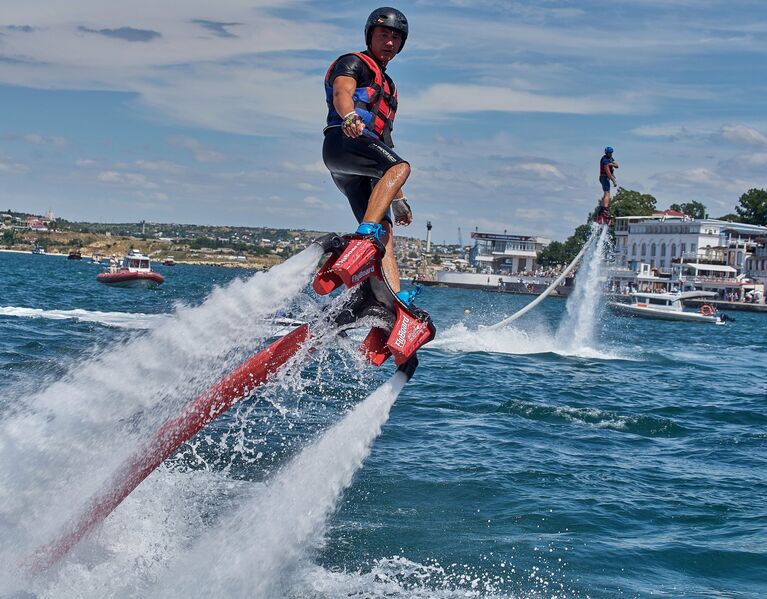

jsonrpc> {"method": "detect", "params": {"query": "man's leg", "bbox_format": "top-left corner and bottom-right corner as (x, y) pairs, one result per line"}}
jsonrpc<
(324, 131), (411, 295)
(600, 177), (611, 208)
(360, 163), (410, 224)
(596, 178), (612, 224)
(379, 220), (401, 293)
(361, 165), (409, 293)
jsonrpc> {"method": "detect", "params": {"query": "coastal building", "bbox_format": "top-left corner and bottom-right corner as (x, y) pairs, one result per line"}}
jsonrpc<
(610, 212), (767, 300)
(417, 230), (561, 294)
(613, 210), (687, 269)
(469, 231), (551, 275)
(0, 211), (55, 232)
(745, 240), (767, 288)
(26, 216), (49, 232)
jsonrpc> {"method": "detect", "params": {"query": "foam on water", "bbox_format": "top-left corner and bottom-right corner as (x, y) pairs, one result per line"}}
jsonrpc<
(430, 322), (625, 361)
(24, 371), (406, 597)
(430, 225), (618, 361)
(0, 244), (323, 590)
(497, 398), (687, 437)
(156, 372), (406, 598)
(0, 306), (169, 329)
(554, 224), (611, 354)
(300, 559), (513, 599)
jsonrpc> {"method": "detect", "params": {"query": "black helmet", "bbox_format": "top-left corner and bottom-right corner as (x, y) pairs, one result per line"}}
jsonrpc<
(365, 7), (408, 53)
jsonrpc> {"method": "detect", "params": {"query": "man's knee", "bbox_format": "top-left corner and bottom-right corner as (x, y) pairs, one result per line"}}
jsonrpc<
(385, 162), (410, 183)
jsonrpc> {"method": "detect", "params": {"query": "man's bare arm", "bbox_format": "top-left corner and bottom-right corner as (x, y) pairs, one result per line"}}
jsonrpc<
(332, 76), (365, 138)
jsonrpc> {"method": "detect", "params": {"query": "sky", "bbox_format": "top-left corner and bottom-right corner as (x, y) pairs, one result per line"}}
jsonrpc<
(1, 0), (766, 244)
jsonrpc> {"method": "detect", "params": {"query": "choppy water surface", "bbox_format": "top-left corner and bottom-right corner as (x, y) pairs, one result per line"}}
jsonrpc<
(0, 248), (765, 598)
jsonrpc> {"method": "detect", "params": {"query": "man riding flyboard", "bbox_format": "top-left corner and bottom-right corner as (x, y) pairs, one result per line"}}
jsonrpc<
(25, 8), (433, 574)
(323, 7), (418, 307)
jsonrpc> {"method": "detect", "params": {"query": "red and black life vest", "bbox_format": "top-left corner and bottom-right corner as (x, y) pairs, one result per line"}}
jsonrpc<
(600, 156), (615, 177)
(324, 52), (398, 141)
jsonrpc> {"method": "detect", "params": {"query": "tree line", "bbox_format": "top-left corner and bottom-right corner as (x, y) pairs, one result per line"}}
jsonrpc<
(538, 188), (767, 268)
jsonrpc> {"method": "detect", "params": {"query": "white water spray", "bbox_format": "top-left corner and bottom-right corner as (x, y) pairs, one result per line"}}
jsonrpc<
(0, 306), (168, 329)
(433, 224), (614, 360)
(154, 372), (408, 598)
(0, 244), (323, 587)
(555, 224), (611, 353)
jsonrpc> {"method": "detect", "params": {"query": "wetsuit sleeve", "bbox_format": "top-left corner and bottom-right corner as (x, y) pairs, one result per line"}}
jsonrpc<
(327, 54), (370, 86)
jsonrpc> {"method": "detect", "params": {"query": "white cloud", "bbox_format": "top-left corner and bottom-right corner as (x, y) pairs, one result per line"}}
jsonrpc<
(170, 136), (224, 163)
(97, 170), (158, 188)
(22, 133), (66, 146)
(303, 196), (328, 208)
(0, 2), (332, 69)
(75, 158), (96, 167)
(654, 167), (722, 186)
(117, 160), (186, 174)
(408, 84), (635, 118)
(136, 190), (169, 202)
(719, 124), (767, 146)
(631, 124), (699, 139)
(0, 3), (335, 136)
(501, 162), (565, 180)
(282, 161), (327, 174)
(0, 161), (30, 173)
(741, 152), (767, 166)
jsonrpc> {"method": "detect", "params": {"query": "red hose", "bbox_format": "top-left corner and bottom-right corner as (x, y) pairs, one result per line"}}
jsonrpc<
(25, 324), (310, 573)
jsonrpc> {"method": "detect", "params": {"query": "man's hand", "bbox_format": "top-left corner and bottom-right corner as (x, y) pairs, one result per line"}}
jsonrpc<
(341, 112), (365, 138)
(392, 198), (412, 226)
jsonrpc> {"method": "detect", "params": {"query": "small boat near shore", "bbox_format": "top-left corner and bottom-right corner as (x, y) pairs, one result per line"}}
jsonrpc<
(162, 257), (176, 266)
(97, 250), (165, 288)
(609, 291), (728, 324)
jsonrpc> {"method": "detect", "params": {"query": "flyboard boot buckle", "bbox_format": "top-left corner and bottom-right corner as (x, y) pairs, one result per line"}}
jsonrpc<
(313, 234), (385, 295)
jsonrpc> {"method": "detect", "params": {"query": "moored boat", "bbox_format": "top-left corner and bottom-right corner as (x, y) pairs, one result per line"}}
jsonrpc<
(32, 246), (46, 255)
(97, 250), (165, 288)
(609, 291), (727, 324)
(162, 257), (176, 266)
(67, 249), (82, 260)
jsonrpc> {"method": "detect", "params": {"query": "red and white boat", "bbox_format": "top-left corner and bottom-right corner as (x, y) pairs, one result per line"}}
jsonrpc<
(97, 250), (165, 288)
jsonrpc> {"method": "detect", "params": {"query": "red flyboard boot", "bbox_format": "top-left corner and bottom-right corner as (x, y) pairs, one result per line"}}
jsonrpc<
(386, 304), (436, 365)
(313, 234), (385, 295)
(596, 205), (613, 226)
(313, 232), (436, 368)
(360, 303), (435, 366)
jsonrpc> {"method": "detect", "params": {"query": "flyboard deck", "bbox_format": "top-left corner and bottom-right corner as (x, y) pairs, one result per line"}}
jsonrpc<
(25, 233), (435, 573)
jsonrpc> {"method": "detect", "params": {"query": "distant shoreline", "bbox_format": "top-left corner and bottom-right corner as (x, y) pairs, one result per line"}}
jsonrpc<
(0, 248), (265, 269)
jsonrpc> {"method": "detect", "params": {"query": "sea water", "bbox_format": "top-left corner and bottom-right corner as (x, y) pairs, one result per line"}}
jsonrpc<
(0, 249), (765, 597)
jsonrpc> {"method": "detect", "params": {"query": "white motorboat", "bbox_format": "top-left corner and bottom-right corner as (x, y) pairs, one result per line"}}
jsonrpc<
(97, 249), (165, 288)
(608, 291), (728, 324)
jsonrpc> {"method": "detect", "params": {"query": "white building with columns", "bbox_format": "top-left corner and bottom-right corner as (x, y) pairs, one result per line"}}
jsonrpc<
(611, 211), (767, 298)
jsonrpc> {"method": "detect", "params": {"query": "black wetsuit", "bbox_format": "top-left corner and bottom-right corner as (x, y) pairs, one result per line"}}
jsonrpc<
(323, 51), (408, 225)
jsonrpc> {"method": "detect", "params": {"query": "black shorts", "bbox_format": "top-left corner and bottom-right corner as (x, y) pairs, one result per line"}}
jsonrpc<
(322, 127), (408, 225)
